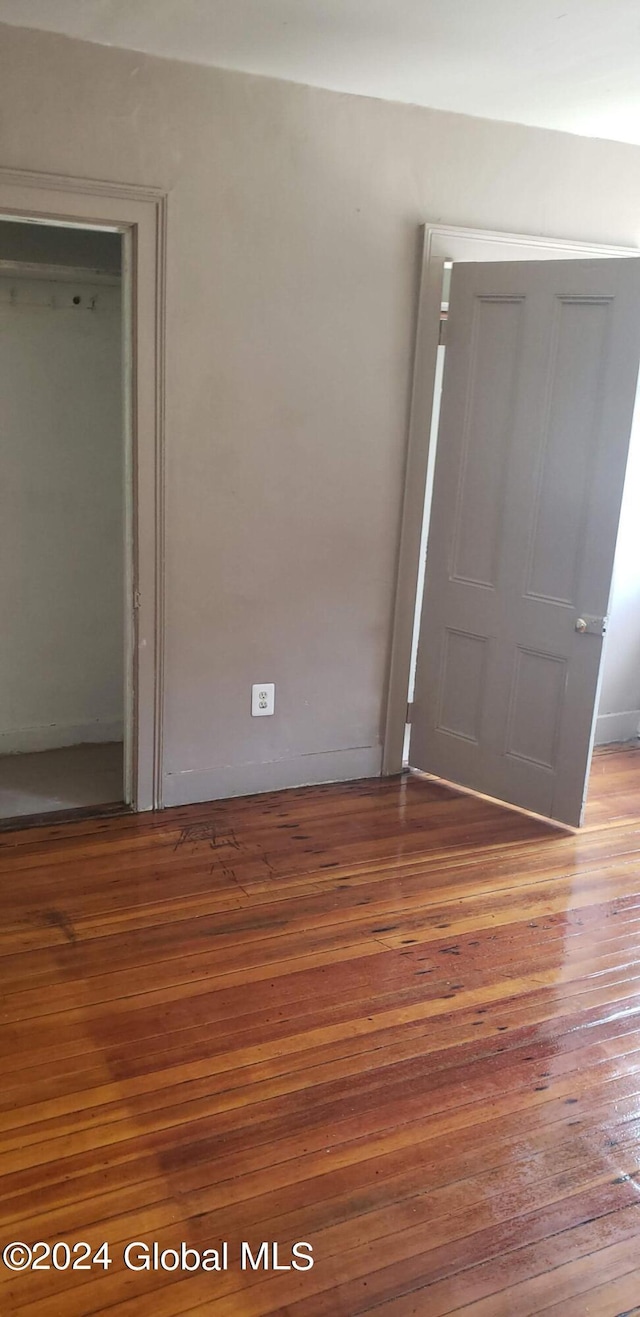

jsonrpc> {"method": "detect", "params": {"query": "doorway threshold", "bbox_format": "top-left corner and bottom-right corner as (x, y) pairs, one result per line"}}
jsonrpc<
(0, 799), (132, 834)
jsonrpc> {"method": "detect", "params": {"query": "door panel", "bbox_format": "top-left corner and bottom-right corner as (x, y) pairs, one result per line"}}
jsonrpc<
(449, 296), (523, 587)
(409, 258), (640, 826)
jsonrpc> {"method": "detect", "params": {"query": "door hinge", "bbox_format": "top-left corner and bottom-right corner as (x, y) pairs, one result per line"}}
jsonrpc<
(438, 315), (447, 346)
(133, 589), (141, 610)
(406, 701), (413, 724)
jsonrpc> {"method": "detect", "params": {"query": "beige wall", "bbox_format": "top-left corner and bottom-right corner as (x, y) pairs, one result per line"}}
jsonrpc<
(2, 24), (640, 804)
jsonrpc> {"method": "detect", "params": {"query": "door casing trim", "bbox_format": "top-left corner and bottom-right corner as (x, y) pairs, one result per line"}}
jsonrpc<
(0, 166), (168, 812)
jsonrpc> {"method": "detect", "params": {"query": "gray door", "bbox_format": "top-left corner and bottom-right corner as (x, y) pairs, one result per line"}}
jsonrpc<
(409, 258), (640, 826)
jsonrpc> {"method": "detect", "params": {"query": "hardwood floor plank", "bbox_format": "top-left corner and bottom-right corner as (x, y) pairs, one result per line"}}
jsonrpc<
(2, 747), (640, 1313)
(439, 1234), (640, 1316)
(359, 1207), (640, 1315)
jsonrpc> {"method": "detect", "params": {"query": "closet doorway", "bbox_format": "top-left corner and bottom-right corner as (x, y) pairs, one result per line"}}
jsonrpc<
(0, 219), (130, 824)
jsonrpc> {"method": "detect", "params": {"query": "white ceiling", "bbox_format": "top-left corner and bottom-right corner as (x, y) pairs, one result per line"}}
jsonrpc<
(2, 0), (640, 145)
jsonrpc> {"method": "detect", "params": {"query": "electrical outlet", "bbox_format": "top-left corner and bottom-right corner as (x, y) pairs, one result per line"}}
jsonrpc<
(252, 683), (275, 717)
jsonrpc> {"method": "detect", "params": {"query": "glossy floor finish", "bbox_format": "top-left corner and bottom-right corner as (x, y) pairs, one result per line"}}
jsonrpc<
(0, 747), (639, 1315)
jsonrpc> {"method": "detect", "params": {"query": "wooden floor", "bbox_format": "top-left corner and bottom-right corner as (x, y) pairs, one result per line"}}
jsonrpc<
(1, 746), (640, 1315)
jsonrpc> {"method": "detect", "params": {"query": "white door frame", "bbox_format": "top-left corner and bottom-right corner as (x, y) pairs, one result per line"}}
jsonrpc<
(0, 167), (167, 812)
(383, 222), (639, 777)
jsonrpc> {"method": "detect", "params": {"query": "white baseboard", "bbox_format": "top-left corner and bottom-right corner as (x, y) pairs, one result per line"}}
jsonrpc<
(162, 744), (383, 807)
(594, 710), (640, 746)
(0, 719), (124, 755)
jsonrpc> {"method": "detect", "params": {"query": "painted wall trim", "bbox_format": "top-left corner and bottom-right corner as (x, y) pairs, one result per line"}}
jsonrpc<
(0, 721), (125, 755)
(0, 165), (164, 205)
(595, 711), (640, 745)
(0, 260), (119, 284)
(0, 167), (168, 811)
(163, 746), (383, 808)
(383, 222), (640, 778)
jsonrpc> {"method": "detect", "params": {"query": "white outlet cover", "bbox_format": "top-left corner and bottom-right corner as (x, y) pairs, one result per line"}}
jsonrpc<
(251, 682), (275, 716)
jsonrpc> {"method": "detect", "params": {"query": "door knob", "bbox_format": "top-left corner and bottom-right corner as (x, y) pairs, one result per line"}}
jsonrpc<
(574, 616), (607, 635)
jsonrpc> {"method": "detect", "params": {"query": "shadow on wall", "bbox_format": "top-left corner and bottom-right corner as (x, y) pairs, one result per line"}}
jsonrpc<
(597, 409), (640, 744)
